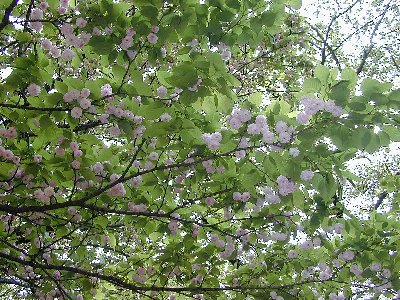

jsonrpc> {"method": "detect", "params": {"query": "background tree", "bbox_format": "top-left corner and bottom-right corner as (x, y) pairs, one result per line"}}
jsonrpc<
(0, 0), (400, 299)
(303, 0), (400, 81)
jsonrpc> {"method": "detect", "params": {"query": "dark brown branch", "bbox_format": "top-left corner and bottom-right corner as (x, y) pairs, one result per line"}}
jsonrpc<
(373, 191), (388, 210)
(356, 3), (391, 75)
(0, 0), (19, 32)
(0, 103), (70, 112)
(321, 0), (362, 65)
(310, 24), (342, 71)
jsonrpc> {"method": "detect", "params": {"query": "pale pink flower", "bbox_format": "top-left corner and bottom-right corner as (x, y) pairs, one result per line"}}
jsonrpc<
(71, 107), (82, 118)
(27, 83), (41, 96)
(71, 160), (80, 169)
(76, 17), (87, 28)
(147, 33), (158, 44)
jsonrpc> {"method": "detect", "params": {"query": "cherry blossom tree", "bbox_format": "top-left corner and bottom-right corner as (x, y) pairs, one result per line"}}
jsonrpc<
(0, 0), (399, 299)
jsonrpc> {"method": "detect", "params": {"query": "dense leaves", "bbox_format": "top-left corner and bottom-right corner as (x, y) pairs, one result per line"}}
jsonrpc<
(0, 0), (399, 299)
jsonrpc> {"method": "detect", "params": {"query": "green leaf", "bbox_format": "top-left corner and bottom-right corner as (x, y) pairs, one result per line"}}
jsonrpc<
(260, 11), (278, 27)
(329, 80), (350, 105)
(303, 78), (321, 93)
(16, 32), (31, 42)
(248, 92), (263, 106)
(341, 67), (358, 87)
(108, 233), (116, 248)
(314, 64), (330, 84)
(88, 36), (115, 54)
(94, 216), (109, 229)
(216, 93), (233, 114)
(361, 78), (392, 98)
(288, 0), (302, 9)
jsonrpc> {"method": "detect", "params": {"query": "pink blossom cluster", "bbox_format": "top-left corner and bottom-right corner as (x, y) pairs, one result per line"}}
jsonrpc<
(236, 228), (250, 244)
(191, 274), (203, 285)
(274, 121), (295, 144)
(53, 269), (60, 279)
(60, 23), (91, 49)
(318, 263), (332, 280)
(235, 137), (250, 159)
(289, 147), (300, 157)
(232, 191), (250, 202)
(67, 207), (82, 222)
(0, 127), (17, 139)
(127, 202), (147, 212)
(71, 160), (80, 169)
(168, 213), (181, 234)
(226, 108), (251, 129)
(34, 154), (42, 163)
(61, 48), (75, 61)
(133, 125), (146, 138)
(247, 115), (277, 144)
(369, 262), (381, 272)
(63, 88), (92, 106)
(276, 175), (296, 196)
(270, 291), (284, 300)
(133, 266), (149, 284)
(288, 249), (297, 258)
(192, 224), (199, 238)
(159, 113), (172, 122)
(120, 27), (135, 50)
(300, 170), (314, 181)
(219, 236), (235, 258)
(0, 146), (20, 165)
(201, 159), (225, 174)
(339, 249), (355, 262)
(91, 162), (105, 176)
(39, 1), (49, 11)
(31, 8), (44, 32)
(270, 232), (287, 242)
(202, 132), (222, 150)
(175, 171), (190, 184)
(263, 186), (281, 204)
(107, 174), (126, 197)
(147, 26), (159, 44)
(326, 222), (343, 235)
(167, 266), (182, 278)
(328, 292), (345, 300)
(27, 83), (41, 96)
(247, 115), (267, 134)
(40, 39), (62, 59)
(69, 141), (83, 158)
(58, 0), (69, 15)
(157, 86), (167, 98)
(300, 237), (321, 250)
(210, 234), (225, 248)
(349, 264), (363, 278)
(218, 43), (231, 61)
(76, 179), (94, 191)
(34, 186), (54, 204)
(297, 96), (343, 124)
(128, 176), (143, 188)
(108, 126), (120, 137)
(204, 196), (215, 206)
(223, 206), (233, 219)
(100, 84), (113, 98)
(103, 103), (143, 125)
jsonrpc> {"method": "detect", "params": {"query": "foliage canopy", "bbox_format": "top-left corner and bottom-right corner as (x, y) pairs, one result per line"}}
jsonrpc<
(0, 0), (400, 299)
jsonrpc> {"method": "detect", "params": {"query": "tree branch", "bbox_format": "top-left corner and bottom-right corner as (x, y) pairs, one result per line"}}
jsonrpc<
(0, 0), (19, 32)
(356, 3), (391, 75)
